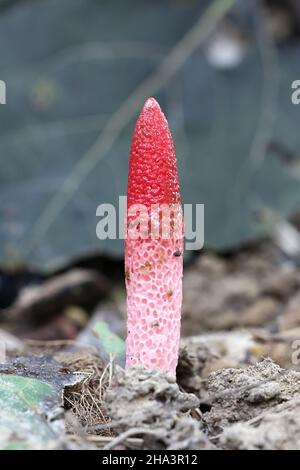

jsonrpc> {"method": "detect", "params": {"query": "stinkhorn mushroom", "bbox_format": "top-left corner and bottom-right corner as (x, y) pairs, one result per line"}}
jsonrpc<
(125, 97), (183, 373)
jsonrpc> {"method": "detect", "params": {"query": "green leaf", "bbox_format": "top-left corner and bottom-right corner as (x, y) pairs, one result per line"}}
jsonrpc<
(0, 374), (59, 450)
(0, 0), (300, 267)
(0, 355), (84, 450)
(93, 320), (125, 365)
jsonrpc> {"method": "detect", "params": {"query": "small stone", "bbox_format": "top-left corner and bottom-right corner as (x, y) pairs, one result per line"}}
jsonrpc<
(245, 382), (281, 404)
(241, 297), (279, 327)
(279, 292), (300, 331)
(262, 269), (299, 300)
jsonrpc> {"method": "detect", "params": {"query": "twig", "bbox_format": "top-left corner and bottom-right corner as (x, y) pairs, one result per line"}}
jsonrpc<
(24, 338), (98, 354)
(23, 0), (236, 256)
(0, 113), (109, 144)
(69, 434), (142, 446)
(228, 2), (280, 211)
(7, 41), (166, 79)
(250, 0), (280, 165)
(103, 427), (165, 450)
(98, 356), (113, 401)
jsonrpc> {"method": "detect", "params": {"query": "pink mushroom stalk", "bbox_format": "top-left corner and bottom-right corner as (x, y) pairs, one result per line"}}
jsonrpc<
(125, 97), (183, 373)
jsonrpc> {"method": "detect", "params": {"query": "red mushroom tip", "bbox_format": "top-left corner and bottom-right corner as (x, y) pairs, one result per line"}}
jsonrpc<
(127, 97), (180, 208)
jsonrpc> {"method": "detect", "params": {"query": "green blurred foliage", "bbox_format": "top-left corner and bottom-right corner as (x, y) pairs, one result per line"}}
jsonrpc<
(0, 0), (300, 268)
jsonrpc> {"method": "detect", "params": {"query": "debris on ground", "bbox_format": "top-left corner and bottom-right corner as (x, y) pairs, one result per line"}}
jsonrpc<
(1, 241), (300, 449)
(182, 245), (300, 335)
(104, 366), (215, 450)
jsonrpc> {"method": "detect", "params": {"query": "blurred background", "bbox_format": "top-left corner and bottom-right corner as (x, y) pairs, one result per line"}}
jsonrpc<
(1, 0), (300, 355)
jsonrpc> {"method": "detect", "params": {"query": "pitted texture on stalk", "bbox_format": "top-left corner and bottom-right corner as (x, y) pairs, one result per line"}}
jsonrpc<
(126, 235), (183, 372)
(125, 97), (183, 373)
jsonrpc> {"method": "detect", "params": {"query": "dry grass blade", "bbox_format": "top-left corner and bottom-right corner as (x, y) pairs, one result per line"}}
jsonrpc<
(64, 354), (114, 437)
(103, 427), (165, 450)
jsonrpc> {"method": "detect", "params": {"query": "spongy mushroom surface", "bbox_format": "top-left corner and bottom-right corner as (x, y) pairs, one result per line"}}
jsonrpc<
(125, 98), (183, 373)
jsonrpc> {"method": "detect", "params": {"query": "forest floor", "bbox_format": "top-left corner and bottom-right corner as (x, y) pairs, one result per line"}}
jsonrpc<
(1, 240), (300, 449)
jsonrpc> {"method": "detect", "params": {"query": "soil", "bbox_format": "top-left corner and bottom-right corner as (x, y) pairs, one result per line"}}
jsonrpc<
(101, 241), (300, 449)
(182, 243), (300, 336)
(102, 358), (300, 450)
(1, 240), (300, 449)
